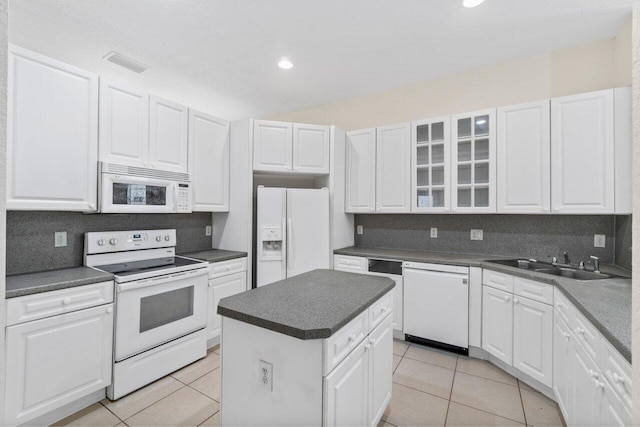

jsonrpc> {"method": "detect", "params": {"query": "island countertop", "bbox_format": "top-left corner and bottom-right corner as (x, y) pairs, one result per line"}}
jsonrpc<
(217, 269), (395, 340)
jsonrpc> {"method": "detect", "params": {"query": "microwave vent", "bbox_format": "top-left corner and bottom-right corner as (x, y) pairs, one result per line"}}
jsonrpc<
(103, 51), (148, 74)
(100, 162), (190, 182)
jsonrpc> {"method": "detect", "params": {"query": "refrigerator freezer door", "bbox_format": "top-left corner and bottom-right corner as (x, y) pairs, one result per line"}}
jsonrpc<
(256, 187), (287, 287)
(286, 188), (330, 278)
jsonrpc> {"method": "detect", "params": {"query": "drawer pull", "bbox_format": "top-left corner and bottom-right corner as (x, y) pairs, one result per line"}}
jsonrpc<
(106, 307), (114, 314)
(613, 373), (626, 384)
(556, 301), (563, 308)
(227, 266), (231, 270)
(514, 298), (520, 304)
(576, 327), (585, 336)
(589, 369), (598, 379)
(563, 332), (571, 341)
(370, 338), (376, 346)
(62, 298), (72, 305)
(593, 379), (605, 389)
(503, 295), (510, 302)
(348, 334), (357, 343)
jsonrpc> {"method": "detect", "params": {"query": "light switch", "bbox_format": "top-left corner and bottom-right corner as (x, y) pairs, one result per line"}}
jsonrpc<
(357, 225), (363, 235)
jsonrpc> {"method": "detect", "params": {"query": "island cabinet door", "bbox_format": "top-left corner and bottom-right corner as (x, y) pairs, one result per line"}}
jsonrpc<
(323, 339), (369, 426)
(368, 314), (393, 427)
(207, 271), (247, 341)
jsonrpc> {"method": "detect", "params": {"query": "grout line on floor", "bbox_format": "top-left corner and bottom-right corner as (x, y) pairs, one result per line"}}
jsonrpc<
(390, 378), (451, 403)
(99, 401), (125, 423)
(517, 379), (528, 427)
(186, 379), (220, 403)
(453, 368), (519, 388)
(443, 359), (458, 426)
(197, 410), (220, 427)
(448, 400), (528, 426)
(114, 382), (188, 424)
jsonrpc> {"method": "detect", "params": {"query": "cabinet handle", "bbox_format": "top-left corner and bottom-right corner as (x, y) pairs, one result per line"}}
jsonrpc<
(589, 369), (597, 379)
(89, 203), (96, 210)
(556, 301), (563, 308)
(503, 295), (510, 302)
(380, 306), (388, 314)
(364, 343), (371, 352)
(613, 373), (626, 384)
(593, 379), (604, 389)
(348, 334), (357, 343)
(514, 298), (520, 304)
(576, 327), (585, 336)
(62, 298), (72, 305)
(370, 338), (377, 346)
(563, 332), (571, 341)
(106, 307), (114, 314)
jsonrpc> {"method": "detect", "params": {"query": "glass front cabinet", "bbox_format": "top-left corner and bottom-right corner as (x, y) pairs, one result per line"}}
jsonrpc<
(450, 109), (497, 213)
(411, 117), (450, 213)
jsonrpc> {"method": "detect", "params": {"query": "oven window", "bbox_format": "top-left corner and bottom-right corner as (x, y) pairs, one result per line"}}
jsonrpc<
(113, 183), (167, 206)
(139, 286), (194, 333)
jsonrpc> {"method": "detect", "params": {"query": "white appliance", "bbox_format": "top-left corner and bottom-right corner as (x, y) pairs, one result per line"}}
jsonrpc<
(256, 186), (330, 287)
(84, 229), (208, 400)
(99, 162), (192, 213)
(403, 261), (469, 353)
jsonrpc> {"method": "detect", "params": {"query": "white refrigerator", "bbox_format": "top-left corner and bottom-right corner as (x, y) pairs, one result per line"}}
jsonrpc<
(256, 186), (330, 287)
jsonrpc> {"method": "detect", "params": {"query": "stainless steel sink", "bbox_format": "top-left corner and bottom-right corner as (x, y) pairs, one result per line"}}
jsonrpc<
(487, 260), (611, 281)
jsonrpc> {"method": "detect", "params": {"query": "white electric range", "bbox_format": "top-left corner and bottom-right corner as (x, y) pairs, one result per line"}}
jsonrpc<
(84, 229), (209, 400)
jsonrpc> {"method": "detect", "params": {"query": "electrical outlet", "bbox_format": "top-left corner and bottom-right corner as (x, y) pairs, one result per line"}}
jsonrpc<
(54, 231), (67, 247)
(356, 225), (363, 235)
(470, 229), (483, 241)
(205, 225), (212, 236)
(594, 234), (606, 248)
(430, 228), (438, 238)
(259, 360), (273, 391)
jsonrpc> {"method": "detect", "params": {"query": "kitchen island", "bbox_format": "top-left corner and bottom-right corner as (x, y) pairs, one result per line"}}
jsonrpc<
(217, 269), (395, 426)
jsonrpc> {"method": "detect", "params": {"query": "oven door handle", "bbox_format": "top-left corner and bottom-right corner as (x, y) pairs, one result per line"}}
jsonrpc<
(117, 269), (206, 292)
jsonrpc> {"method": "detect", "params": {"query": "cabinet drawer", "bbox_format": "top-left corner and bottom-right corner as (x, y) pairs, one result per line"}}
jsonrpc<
(553, 289), (575, 329)
(482, 269), (514, 293)
(324, 310), (368, 375)
(601, 338), (632, 412)
(209, 257), (247, 279)
(514, 277), (553, 305)
(573, 308), (601, 364)
(7, 281), (114, 326)
(368, 291), (393, 331)
(333, 255), (368, 272)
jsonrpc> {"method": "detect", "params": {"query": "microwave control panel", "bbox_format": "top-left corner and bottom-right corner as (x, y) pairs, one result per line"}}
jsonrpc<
(177, 183), (192, 213)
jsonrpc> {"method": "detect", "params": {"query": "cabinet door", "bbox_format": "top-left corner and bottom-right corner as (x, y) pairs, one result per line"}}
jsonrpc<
(513, 296), (552, 387)
(482, 286), (513, 365)
(572, 344), (605, 427)
(553, 314), (573, 422)
(292, 123), (330, 174)
(4, 304), (114, 426)
(149, 95), (189, 173)
(451, 109), (497, 213)
(324, 339), (369, 427)
(207, 271), (247, 341)
(368, 315), (393, 427)
(411, 117), (450, 213)
(345, 128), (376, 213)
(99, 79), (149, 168)
(376, 123), (411, 213)
(253, 120), (293, 172)
(7, 45), (98, 212)
(392, 276), (403, 332)
(551, 89), (614, 213)
(497, 100), (551, 213)
(614, 86), (632, 214)
(189, 110), (230, 212)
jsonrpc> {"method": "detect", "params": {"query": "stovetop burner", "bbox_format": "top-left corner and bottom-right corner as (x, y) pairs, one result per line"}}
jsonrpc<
(95, 256), (204, 277)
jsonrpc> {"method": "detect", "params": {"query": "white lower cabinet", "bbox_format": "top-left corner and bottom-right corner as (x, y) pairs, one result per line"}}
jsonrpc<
(482, 270), (553, 388)
(4, 302), (114, 425)
(206, 257), (248, 345)
(324, 314), (392, 427)
(553, 314), (572, 418)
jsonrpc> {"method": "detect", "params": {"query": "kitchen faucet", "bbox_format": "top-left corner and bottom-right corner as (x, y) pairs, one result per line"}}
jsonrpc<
(562, 251), (570, 265)
(589, 256), (600, 273)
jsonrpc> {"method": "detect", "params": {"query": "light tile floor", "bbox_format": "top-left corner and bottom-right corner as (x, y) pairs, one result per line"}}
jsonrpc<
(55, 340), (565, 427)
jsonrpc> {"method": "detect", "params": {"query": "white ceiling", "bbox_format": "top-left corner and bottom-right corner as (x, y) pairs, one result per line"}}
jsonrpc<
(8, 0), (632, 120)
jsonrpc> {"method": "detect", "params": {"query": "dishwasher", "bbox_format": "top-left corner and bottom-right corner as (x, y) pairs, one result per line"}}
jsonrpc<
(403, 261), (469, 354)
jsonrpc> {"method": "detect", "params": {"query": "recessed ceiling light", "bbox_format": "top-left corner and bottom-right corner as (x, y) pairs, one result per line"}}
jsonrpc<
(278, 58), (293, 70)
(463, 0), (485, 8)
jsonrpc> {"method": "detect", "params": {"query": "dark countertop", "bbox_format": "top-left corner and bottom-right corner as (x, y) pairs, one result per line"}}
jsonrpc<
(335, 246), (632, 363)
(217, 269), (395, 340)
(180, 249), (247, 263)
(6, 267), (114, 298)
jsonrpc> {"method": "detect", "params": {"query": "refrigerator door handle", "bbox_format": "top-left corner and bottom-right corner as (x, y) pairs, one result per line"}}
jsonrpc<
(287, 218), (294, 270)
(281, 217), (287, 269)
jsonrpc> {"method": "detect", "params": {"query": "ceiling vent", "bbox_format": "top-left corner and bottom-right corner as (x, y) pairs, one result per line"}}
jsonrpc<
(103, 51), (148, 74)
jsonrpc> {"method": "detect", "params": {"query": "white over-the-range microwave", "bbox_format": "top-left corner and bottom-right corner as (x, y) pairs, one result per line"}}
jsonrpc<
(99, 162), (193, 214)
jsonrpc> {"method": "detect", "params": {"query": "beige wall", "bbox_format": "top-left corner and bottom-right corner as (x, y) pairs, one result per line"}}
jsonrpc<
(269, 19), (632, 131)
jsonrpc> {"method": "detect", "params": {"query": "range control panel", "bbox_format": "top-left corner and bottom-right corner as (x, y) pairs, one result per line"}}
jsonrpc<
(85, 229), (177, 255)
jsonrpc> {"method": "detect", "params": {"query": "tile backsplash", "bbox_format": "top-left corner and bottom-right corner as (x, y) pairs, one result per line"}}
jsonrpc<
(615, 215), (632, 270)
(354, 214), (620, 266)
(6, 211), (213, 275)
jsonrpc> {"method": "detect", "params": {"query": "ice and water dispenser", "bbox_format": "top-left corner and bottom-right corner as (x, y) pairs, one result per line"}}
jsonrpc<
(260, 227), (283, 260)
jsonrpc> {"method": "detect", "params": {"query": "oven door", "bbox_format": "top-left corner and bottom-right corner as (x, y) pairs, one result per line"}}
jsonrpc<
(114, 269), (208, 361)
(100, 173), (178, 214)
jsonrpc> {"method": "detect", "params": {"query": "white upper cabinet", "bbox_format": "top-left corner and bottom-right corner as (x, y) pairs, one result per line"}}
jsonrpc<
(7, 45), (99, 212)
(149, 95), (189, 174)
(99, 79), (149, 168)
(293, 123), (330, 174)
(551, 89), (614, 214)
(189, 110), (230, 212)
(614, 87), (632, 214)
(253, 120), (330, 174)
(253, 120), (293, 173)
(497, 100), (551, 213)
(411, 117), (450, 213)
(451, 109), (497, 213)
(376, 123), (411, 213)
(345, 128), (376, 213)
